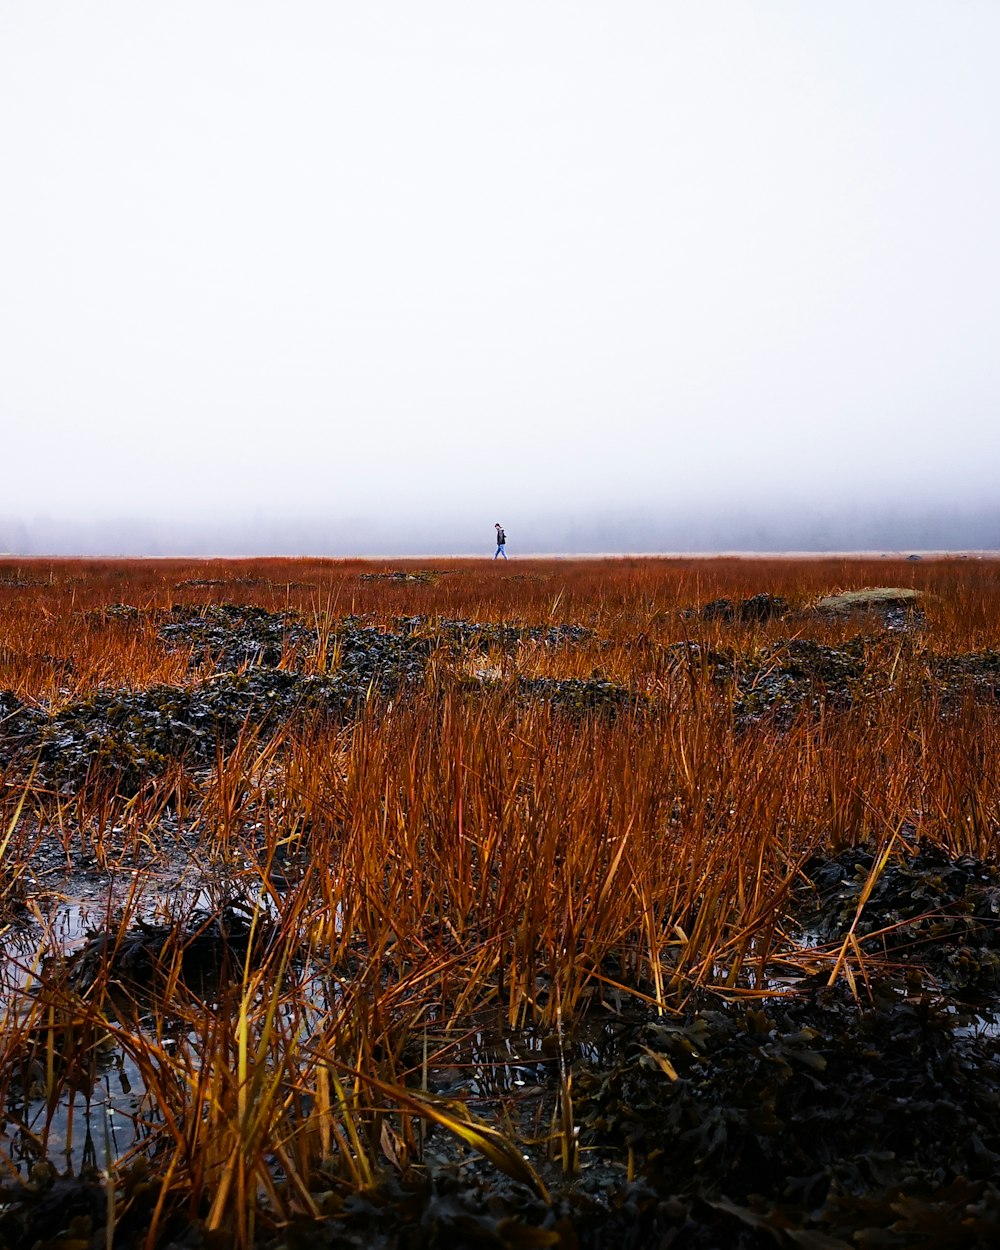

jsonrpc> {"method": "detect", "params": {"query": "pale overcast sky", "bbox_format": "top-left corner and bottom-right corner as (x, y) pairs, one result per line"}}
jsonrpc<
(1, 2), (998, 554)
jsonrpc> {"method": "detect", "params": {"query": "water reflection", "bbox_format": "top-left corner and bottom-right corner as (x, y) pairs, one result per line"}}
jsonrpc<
(0, 864), (265, 1179)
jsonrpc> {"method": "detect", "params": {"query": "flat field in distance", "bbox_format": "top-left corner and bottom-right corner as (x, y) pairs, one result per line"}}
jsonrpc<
(1, 555), (999, 1249)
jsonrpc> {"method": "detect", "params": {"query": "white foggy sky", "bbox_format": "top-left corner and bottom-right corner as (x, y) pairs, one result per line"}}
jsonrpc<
(1, 2), (998, 553)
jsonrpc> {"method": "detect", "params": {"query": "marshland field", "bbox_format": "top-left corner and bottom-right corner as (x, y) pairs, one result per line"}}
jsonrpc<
(1, 555), (1000, 1249)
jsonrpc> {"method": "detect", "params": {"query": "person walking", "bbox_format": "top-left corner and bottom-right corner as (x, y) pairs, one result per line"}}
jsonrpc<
(493, 523), (508, 560)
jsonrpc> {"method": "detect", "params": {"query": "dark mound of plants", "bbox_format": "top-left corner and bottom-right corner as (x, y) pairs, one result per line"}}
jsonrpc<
(0, 1167), (115, 1250)
(33, 671), (359, 785)
(661, 639), (732, 677)
(734, 637), (867, 720)
(0, 573), (46, 588)
(461, 672), (643, 719)
(159, 604), (315, 670)
(0, 614), (445, 789)
(0, 1164), (815, 1250)
(0, 670), (370, 790)
(929, 649), (1000, 700)
(172, 608), (437, 680)
(159, 606), (438, 679)
(175, 575), (297, 589)
(85, 602), (145, 623)
(395, 616), (593, 652)
(575, 985), (1000, 1246)
(241, 1169), (824, 1250)
(691, 636), (871, 726)
(664, 635), (874, 725)
(797, 843), (1000, 997)
(0, 689), (34, 725)
(517, 675), (643, 718)
(66, 901), (275, 992)
(360, 570), (448, 584)
(685, 593), (790, 624)
(674, 636), (1000, 726)
(330, 620), (435, 682)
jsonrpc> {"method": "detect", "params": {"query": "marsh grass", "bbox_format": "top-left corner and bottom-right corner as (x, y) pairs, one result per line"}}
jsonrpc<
(0, 555), (998, 1244)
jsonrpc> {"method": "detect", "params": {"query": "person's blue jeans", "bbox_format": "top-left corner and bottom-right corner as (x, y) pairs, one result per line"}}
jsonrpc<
(494, 545), (507, 560)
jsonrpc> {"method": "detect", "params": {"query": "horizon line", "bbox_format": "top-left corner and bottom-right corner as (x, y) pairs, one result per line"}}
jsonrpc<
(3, 549), (999, 562)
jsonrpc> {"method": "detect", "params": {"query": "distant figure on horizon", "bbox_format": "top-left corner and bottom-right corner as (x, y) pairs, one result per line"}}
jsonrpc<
(494, 523), (508, 560)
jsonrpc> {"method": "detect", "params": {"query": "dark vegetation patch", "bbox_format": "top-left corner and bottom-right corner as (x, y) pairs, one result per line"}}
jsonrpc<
(457, 672), (643, 719)
(929, 649), (1000, 699)
(667, 635), (871, 725)
(683, 592), (791, 623)
(516, 675), (644, 718)
(669, 632), (1000, 725)
(560, 844), (1000, 1244)
(0, 1165), (823, 1250)
(64, 900), (276, 993)
(796, 842), (1000, 997)
(728, 637), (869, 725)
(83, 601), (145, 623)
(360, 570), (451, 584)
(158, 605), (437, 678)
(0, 609), (602, 790)
(0, 1168), (118, 1250)
(0, 574), (47, 589)
(395, 615), (593, 651)
(0, 671), (363, 789)
(176, 576), (311, 589)
(159, 603), (314, 669)
(884, 603), (925, 630)
(575, 987), (1000, 1247)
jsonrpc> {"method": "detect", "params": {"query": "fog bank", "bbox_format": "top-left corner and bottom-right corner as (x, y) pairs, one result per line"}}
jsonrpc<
(3, 501), (998, 559)
(2, 3), (998, 543)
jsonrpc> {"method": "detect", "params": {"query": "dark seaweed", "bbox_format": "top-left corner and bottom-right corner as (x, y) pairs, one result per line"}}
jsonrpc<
(929, 649), (1000, 698)
(685, 594), (790, 624)
(575, 987), (1000, 1246)
(0, 611), (446, 789)
(158, 604), (314, 671)
(516, 675), (643, 718)
(0, 610), (606, 792)
(796, 843), (1000, 997)
(395, 616), (593, 652)
(66, 901), (276, 992)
